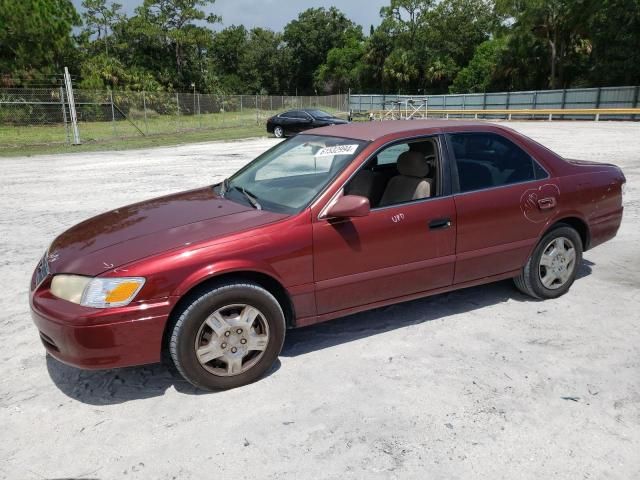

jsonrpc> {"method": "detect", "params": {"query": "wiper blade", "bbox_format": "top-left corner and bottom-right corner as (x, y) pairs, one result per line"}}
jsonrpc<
(232, 186), (262, 210)
(219, 177), (230, 197)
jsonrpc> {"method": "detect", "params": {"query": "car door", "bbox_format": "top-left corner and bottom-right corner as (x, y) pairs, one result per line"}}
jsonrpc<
(312, 136), (457, 315)
(447, 131), (555, 284)
(278, 112), (299, 135)
(293, 111), (314, 132)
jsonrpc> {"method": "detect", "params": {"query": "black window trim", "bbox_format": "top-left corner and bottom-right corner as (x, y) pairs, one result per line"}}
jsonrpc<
(444, 131), (550, 196)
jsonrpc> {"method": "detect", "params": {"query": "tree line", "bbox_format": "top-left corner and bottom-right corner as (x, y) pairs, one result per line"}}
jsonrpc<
(1, 0), (638, 95)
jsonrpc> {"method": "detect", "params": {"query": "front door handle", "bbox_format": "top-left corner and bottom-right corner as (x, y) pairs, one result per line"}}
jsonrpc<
(429, 217), (451, 230)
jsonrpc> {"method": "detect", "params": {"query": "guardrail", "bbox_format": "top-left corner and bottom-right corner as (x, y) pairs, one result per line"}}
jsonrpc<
(365, 107), (640, 121)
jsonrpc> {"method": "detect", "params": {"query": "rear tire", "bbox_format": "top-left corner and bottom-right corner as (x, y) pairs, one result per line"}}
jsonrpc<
(514, 224), (583, 299)
(168, 282), (285, 391)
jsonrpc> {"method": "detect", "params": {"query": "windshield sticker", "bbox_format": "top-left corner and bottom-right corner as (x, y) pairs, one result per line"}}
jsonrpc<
(315, 144), (359, 157)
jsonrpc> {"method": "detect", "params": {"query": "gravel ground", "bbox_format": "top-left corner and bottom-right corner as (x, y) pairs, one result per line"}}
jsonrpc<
(1, 122), (639, 479)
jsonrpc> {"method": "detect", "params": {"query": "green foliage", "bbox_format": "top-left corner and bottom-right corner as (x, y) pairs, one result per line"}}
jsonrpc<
(1, 0), (638, 94)
(0, 0), (80, 85)
(314, 37), (367, 93)
(585, 0), (640, 86)
(283, 7), (363, 93)
(450, 37), (508, 93)
(81, 0), (123, 56)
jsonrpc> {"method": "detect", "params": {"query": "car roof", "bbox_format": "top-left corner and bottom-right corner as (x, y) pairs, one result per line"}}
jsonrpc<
(309, 119), (507, 141)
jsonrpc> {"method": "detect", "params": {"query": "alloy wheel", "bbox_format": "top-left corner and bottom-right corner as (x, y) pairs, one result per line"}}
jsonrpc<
(194, 304), (270, 376)
(538, 236), (577, 290)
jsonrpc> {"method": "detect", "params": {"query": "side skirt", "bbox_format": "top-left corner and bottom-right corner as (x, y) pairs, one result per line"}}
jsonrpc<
(294, 269), (521, 328)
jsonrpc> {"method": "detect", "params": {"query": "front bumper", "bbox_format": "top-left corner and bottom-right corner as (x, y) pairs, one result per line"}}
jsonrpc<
(30, 280), (171, 370)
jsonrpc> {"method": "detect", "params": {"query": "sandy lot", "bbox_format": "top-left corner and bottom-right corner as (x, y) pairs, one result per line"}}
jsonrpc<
(1, 122), (639, 479)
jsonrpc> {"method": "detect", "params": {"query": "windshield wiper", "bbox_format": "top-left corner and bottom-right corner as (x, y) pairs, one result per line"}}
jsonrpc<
(232, 186), (262, 210)
(219, 177), (230, 197)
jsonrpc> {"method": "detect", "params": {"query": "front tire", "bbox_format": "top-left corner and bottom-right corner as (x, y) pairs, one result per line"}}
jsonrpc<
(273, 126), (284, 138)
(169, 282), (285, 390)
(514, 224), (583, 299)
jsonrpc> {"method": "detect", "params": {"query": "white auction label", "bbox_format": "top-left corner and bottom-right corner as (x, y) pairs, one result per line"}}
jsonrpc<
(315, 144), (359, 157)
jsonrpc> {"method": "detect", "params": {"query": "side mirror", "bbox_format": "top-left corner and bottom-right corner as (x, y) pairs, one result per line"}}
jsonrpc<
(326, 195), (370, 219)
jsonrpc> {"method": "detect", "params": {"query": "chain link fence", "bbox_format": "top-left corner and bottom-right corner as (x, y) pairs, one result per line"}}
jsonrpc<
(0, 88), (349, 148)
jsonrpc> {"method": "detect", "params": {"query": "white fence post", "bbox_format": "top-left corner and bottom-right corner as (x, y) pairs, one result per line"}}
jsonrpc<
(63, 67), (80, 145)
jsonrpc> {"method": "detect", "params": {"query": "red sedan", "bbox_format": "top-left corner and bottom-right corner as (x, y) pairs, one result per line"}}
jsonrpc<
(30, 120), (626, 390)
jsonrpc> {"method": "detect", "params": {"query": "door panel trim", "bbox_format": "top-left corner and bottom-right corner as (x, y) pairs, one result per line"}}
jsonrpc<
(315, 254), (456, 290)
(455, 237), (536, 262)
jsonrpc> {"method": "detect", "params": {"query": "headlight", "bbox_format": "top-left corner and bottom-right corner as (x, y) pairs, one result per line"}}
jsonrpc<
(50, 275), (145, 308)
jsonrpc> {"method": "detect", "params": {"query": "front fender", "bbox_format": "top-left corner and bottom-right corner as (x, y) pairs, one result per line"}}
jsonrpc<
(171, 258), (284, 297)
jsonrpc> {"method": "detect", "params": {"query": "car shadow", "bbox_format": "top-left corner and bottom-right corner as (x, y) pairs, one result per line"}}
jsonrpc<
(46, 260), (593, 404)
(283, 260), (592, 357)
(46, 355), (283, 405)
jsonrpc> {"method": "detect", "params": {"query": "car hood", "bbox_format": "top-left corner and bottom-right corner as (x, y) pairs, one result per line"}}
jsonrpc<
(46, 187), (287, 276)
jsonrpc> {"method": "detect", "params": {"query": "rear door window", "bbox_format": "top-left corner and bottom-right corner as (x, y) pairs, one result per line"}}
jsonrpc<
(448, 132), (547, 193)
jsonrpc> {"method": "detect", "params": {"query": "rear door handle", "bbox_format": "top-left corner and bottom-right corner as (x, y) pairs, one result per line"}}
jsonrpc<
(538, 197), (557, 210)
(429, 217), (451, 230)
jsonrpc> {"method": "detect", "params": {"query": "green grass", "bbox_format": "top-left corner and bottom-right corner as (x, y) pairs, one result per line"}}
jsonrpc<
(0, 124), (267, 157)
(0, 110), (270, 157)
(0, 107), (348, 157)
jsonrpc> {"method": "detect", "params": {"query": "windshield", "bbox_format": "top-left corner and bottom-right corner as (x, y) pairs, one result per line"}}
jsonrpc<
(308, 110), (332, 118)
(224, 134), (367, 214)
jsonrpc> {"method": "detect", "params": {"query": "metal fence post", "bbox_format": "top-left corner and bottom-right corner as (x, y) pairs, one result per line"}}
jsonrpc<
(482, 92), (487, 119)
(176, 93), (180, 131)
(59, 86), (71, 144)
(505, 91), (511, 120)
(595, 87), (602, 121)
(197, 93), (202, 128)
(142, 91), (149, 134)
(109, 89), (117, 136)
(256, 94), (259, 125)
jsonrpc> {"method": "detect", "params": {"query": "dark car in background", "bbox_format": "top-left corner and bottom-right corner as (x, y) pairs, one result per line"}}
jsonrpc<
(266, 109), (349, 138)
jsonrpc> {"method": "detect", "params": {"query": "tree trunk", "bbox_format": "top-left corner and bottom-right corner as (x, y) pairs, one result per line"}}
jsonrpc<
(176, 43), (182, 74)
(548, 29), (557, 89)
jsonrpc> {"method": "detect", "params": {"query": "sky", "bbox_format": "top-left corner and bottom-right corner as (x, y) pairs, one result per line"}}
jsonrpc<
(72, 0), (389, 31)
